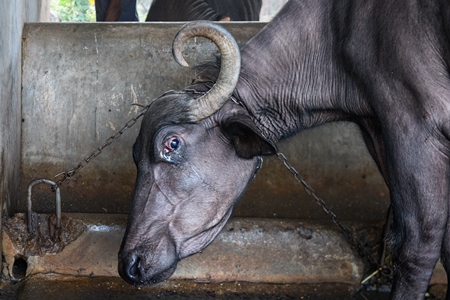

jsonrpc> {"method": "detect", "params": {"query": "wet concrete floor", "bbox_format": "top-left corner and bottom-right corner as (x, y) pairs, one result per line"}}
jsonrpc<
(0, 276), (376, 300)
(0, 275), (447, 299)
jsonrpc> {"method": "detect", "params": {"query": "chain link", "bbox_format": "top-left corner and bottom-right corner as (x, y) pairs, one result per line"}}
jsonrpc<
(53, 104), (151, 189)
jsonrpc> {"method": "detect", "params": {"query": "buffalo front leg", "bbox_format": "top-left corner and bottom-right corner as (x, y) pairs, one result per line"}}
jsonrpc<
(385, 132), (449, 299)
(440, 206), (450, 299)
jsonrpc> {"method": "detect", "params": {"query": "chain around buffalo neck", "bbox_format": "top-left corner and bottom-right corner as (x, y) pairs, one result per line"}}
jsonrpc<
(229, 95), (380, 268)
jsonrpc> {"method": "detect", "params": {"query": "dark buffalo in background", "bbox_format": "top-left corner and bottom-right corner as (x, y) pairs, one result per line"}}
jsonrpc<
(118, 0), (450, 299)
(95, 0), (139, 21)
(95, 0), (262, 22)
(146, 0), (262, 22)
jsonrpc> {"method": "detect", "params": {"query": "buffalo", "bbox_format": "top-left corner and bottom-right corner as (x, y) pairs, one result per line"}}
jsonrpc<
(146, 0), (262, 22)
(118, 0), (450, 298)
(95, 0), (138, 22)
(95, 0), (262, 22)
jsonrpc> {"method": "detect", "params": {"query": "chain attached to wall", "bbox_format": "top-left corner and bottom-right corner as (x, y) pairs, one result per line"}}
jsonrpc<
(26, 102), (152, 236)
(53, 104), (151, 189)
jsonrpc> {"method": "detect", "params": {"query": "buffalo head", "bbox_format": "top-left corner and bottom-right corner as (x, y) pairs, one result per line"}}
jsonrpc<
(118, 21), (276, 286)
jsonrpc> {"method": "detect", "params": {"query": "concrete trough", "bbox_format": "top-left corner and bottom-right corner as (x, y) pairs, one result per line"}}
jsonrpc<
(3, 214), (365, 285)
(3, 213), (448, 290)
(2, 213), (448, 298)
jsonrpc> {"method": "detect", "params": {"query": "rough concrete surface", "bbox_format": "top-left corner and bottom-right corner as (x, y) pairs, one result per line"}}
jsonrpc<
(3, 214), (365, 284)
(2, 213), (447, 299)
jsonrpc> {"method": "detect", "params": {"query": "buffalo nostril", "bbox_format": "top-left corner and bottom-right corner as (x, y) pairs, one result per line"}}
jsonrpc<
(119, 254), (142, 284)
(129, 256), (141, 278)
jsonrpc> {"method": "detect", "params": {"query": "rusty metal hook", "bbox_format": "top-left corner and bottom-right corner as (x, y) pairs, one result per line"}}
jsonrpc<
(27, 179), (61, 233)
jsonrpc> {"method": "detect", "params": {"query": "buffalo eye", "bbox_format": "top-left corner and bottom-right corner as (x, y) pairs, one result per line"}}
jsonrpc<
(161, 136), (182, 163)
(169, 138), (180, 150)
(163, 136), (181, 156)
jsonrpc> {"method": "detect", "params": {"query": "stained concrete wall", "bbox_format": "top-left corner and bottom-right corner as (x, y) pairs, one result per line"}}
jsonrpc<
(0, 1), (49, 217)
(20, 23), (389, 222)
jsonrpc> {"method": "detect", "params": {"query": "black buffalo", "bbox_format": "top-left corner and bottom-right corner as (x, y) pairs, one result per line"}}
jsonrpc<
(95, 0), (138, 22)
(118, 0), (450, 298)
(146, 0), (262, 22)
(95, 0), (262, 22)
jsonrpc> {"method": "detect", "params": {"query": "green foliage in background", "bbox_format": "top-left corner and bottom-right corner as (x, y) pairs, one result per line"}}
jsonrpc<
(51, 0), (96, 22)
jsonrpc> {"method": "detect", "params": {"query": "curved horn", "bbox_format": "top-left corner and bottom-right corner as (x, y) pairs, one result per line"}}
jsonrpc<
(173, 21), (241, 120)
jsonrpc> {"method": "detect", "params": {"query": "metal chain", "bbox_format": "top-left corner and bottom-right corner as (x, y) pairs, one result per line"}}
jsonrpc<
(53, 104), (151, 189)
(276, 152), (380, 268)
(228, 95), (381, 269)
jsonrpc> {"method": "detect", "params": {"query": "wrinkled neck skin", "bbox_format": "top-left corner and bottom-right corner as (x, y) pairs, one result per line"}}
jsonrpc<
(234, 0), (371, 144)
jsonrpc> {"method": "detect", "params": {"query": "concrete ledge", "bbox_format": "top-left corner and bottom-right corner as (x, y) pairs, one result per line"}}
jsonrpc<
(3, 214), (446, 287)
(175, 218), (363, 284)
(3, 214), (364, 286)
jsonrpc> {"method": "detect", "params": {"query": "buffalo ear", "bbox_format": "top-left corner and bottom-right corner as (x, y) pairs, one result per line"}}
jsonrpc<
(221, 115), (277, 159)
